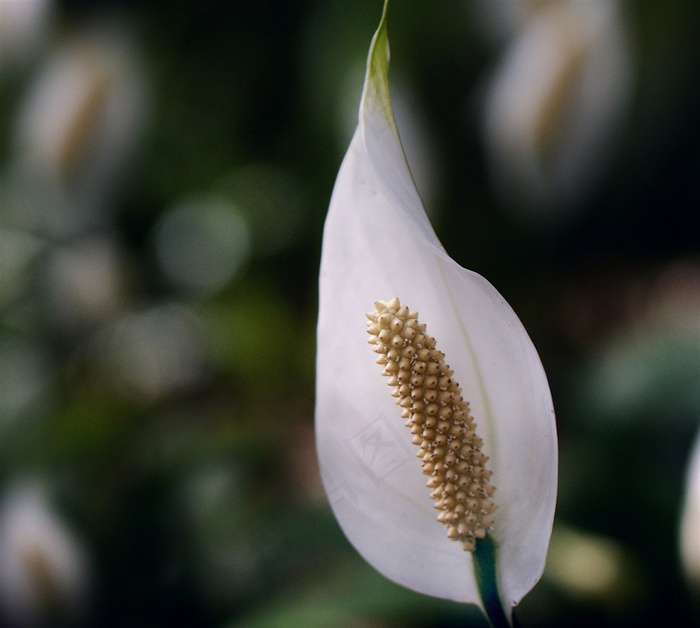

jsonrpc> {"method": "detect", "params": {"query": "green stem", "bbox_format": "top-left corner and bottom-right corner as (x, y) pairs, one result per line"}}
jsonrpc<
(473, 535), (512, 628)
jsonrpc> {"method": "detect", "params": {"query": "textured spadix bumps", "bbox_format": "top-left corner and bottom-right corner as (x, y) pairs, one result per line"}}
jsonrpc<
(367, 298), (497, 552)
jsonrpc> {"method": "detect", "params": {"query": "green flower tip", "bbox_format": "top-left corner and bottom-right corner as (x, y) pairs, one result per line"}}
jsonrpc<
(362, 0), (395, 130)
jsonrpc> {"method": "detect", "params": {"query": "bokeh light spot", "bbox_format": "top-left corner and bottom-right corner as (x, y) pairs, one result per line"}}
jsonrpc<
(154, 196), (250, 296)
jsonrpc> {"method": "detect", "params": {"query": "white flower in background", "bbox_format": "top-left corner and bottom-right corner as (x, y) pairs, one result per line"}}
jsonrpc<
(471, 0), (538, 44)
(12, 25), (147, 234)
(0, 482), (89, 624)
(680, 431), (700, 592)
(480, 0), (632, 216)
(316, 2), (556, 621)
(0, 0), (52, 72)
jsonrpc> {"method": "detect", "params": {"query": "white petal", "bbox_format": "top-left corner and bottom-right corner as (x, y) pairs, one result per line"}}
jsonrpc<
(680, 430), (700, 590)
(316, 6), (556, 610)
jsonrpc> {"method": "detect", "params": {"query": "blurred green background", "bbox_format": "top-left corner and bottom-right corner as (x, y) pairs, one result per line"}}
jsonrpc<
(0, 0), (698, 626)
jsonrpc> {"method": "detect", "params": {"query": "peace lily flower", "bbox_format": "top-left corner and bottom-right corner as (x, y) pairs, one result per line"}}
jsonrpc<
(12, 25), (147, 235)
(316, 2), (556, 623)
(480, 0), (632, 215)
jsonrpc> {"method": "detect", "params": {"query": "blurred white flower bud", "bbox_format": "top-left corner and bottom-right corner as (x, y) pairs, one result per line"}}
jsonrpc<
(0, 482), (90, 625)
(480, 0), (633, 218)
(13, 25), (147, 234)
(680, 432), (700, 593)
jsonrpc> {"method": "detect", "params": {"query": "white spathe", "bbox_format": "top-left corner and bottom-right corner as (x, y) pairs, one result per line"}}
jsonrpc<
(680, 431), (700, 591)
(316, 6), (557, 612)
